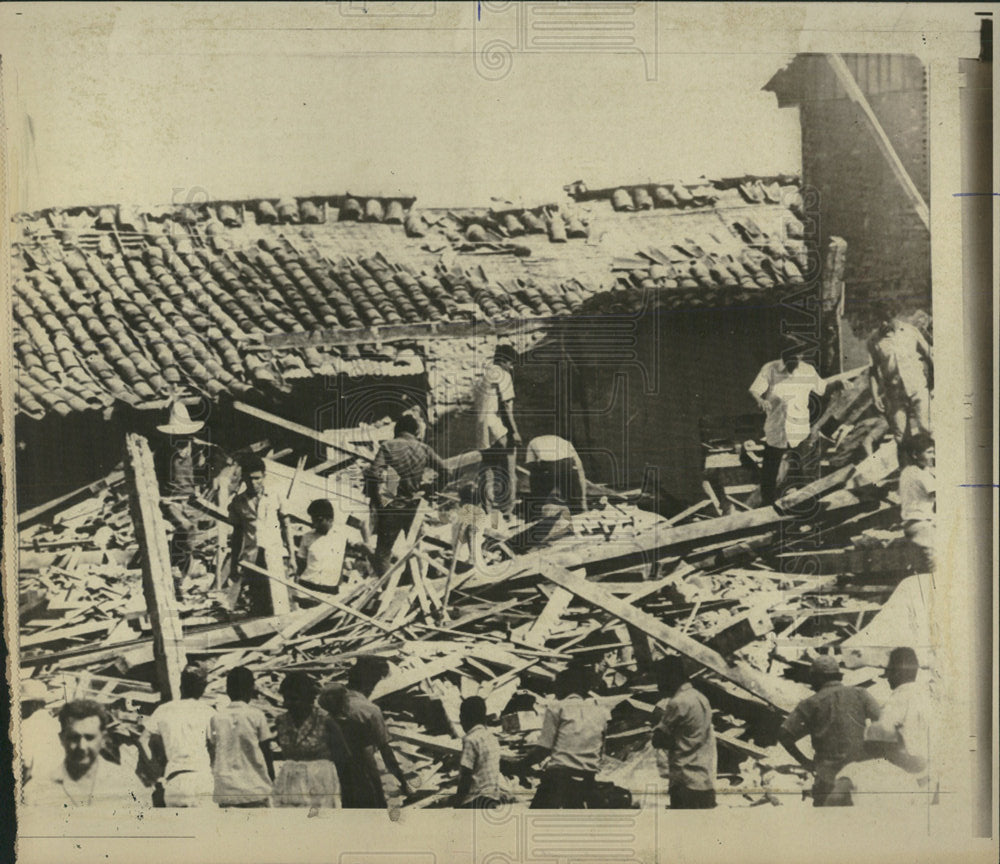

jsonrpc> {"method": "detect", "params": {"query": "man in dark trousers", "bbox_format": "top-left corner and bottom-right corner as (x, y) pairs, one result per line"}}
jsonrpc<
(748, 335), (825, 504)
(517, 663), (611, 808)
(651, 656), (717, 809)
(363, 415), (452, 576)
(473, 343), (522, 517)
(228, 455), (289, 615)
(779, 655), (881, 806)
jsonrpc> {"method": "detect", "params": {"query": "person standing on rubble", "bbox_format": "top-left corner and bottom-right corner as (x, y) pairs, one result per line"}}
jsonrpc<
(146, 663), (216, 807)
(155, 400), (208, 576)
(898, 433), (935, 571)
(23, 700), (147, 807)
(296, 498), (347, 592)
(473, 343), (522, 519)
(229, 455), (289, 615)
(338, 656), (413, 805)
(519, 664), (612, 808)
(364, 414), (452, 577)
(523, 434), (588, 521)
(748, 336), (825, 505)
(778, 655), (881, 807)
(867, 299), (933, 454)
(651, 657), (717, 809)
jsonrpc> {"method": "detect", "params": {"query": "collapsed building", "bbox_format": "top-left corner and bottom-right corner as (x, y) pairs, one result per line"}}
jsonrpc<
(13, 52), (937, 810)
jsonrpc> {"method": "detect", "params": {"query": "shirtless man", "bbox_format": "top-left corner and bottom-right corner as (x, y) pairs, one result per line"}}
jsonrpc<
(867, 300), (933, 450)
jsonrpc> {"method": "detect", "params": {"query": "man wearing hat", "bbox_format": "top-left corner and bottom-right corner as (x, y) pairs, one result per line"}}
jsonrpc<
(778, 654), (881, 806)
(156, 400), (208, 576)
(145, 663), (216, 807)
(19, 679), (61, 788)
(473, 343), (522, 518)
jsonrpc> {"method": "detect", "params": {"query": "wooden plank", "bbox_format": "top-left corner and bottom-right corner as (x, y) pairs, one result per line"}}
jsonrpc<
(234, 401), (368, 460)
(541, 565), (805, 712)
(124, 433), (186, 700)
(522, 587), (572, 648)
(370, 654), (468, 701)
(17, 470), (125, 529)
(23, 610), (316, 670)
(826, 54), (929, 229)
(256, 314), (565, 351)
(21, 619), (113, 648)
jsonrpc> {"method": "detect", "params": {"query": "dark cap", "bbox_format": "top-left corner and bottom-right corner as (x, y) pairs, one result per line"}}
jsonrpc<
(811, 655), (842, 680)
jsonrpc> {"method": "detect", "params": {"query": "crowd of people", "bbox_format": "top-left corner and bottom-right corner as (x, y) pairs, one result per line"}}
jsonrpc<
(20, 647), (933, 810)
(748, 299), (934, 562)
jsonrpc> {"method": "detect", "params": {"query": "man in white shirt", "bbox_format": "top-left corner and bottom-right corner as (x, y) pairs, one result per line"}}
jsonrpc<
(748, 338), (825, 504)
(517, 664), (612, 808)
(23, 700), (147, 808)
(296, 498), (347, 592)
(856, 647), (937, 807)
(228, 455), (290, 615)
(19, 679), (62, 790)
(146, 665), (216, 807)
(473, 343), (521, 517)
(898, 434), (935, 570)
(524, 435), (587, 520)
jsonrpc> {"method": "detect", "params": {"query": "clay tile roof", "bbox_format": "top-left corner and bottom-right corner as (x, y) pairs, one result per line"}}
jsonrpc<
(11, 177), (800, 419)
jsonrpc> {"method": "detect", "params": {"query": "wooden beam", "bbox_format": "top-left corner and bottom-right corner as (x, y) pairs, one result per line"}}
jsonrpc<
(233, 401), (369, 460)
(21, 609), (321, 670)
(17, 470), (125, 529)
(826, 54), (930, 230)
(124, 433), (187, 700)
(253, 315), (565, 351)
(541, 565), (805, 712)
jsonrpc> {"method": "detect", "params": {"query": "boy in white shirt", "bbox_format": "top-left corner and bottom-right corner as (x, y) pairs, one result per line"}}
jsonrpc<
(296, 499), (347, 592)
(898, 434), (935, 570)
(455, 696), (503, 809)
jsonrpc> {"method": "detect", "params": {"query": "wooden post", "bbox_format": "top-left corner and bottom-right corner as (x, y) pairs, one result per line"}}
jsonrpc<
(124, 433), (187, 700)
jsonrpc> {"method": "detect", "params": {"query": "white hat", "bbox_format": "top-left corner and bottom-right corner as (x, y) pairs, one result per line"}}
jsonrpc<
(21, 679), (49, 703)
(157, 401), (204, 436)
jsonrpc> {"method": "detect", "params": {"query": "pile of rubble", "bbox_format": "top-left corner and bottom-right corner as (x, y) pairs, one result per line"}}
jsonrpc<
(16, 379), (934, 809)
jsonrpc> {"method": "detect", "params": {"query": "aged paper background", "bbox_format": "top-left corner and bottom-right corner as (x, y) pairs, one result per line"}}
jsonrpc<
(1, 3), (995, 863)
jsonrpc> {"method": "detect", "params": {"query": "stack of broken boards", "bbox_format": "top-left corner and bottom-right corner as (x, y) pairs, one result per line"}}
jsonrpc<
(16, 380), (935, 809)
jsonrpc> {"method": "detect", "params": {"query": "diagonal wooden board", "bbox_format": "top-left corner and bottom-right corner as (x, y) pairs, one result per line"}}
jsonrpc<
(540, 565), (807, 713)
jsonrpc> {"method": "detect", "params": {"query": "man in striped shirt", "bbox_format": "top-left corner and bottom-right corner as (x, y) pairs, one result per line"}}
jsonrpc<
(364, 415), (451, 575)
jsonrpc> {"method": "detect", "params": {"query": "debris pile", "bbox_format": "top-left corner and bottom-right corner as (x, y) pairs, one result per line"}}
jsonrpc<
(17, 382), (935, 809)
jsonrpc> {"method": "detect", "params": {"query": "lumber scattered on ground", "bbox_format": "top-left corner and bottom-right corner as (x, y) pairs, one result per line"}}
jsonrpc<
(16, 402), (929, 807)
